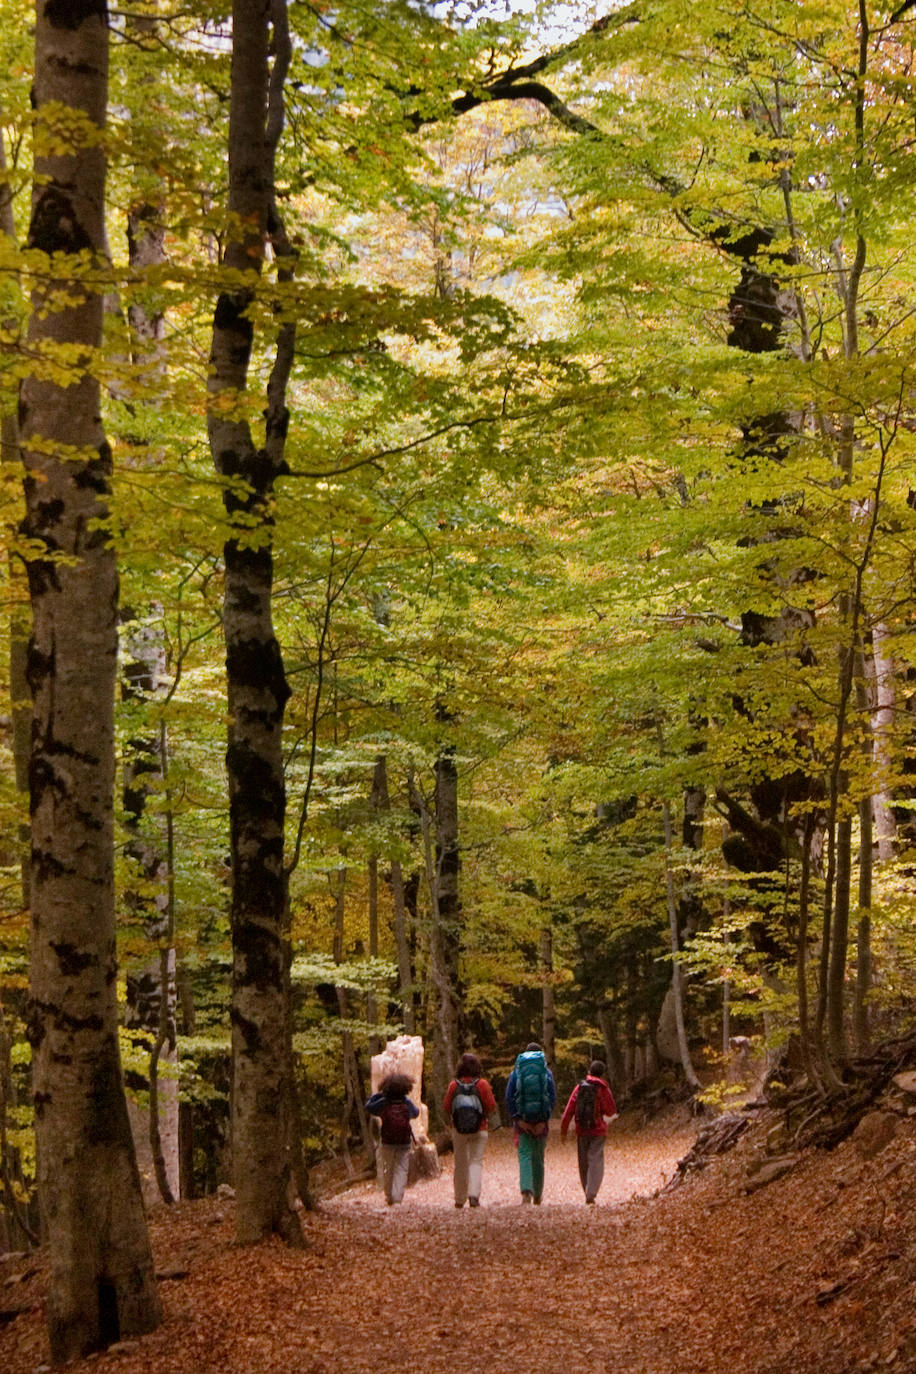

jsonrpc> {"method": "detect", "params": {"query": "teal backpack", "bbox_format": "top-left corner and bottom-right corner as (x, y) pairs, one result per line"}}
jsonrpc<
(514, 1050), (551, 1123)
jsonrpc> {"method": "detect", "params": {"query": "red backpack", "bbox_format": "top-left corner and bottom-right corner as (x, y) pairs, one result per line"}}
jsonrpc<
(380, 1098), (413, 1145)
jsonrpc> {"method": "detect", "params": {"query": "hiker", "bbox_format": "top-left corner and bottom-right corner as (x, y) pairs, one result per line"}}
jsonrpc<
(560, 1059), (618, 1204)
(505, 1041), (556, 1204)
(365, 1071), (420, 1205)
(443, 1052), (499, 1209)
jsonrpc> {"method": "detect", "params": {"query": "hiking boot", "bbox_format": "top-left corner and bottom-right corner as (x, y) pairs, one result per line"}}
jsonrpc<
(585, 1196), (596, 1205)
(521, 1190), (533, 1204)
(468, 1197), (479, 1207)
(533, 1195), (542, 1205)
(455, 1200), (464, 1208)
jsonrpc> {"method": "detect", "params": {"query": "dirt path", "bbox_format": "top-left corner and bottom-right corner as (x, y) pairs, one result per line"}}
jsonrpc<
(324, 1109), (695, 1213)
(5, 1108), (916, 1374)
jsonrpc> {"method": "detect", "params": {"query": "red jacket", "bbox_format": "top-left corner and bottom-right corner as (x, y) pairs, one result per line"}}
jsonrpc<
(560, 1075), (617, 1138)
(443, 1076), (498, 1132)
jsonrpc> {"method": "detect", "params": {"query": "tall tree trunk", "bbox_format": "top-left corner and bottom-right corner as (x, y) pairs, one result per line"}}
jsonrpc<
(871, 621), (898, 861)
(122, 624), (178, 1205)
(332, 869), (373, 1162)
(662, 800), (700, 1091)
(0, 135), (29, 912)
(596, 1003), (623, 1094)
(20, 0), (161, 1356)
(795, 814), (818, 1082)
(370, 755), (415, 1031)
(366, 759), (387, 1055)
(207, 0), (301, 1246)
(540, 928), (556, 1067)
(431, 741), (462, 1112)
(855, 795), (873, 1052)
(827, 812), (852, 1062)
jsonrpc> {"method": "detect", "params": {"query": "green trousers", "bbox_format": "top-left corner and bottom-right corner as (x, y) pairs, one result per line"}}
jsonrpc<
(517, 1130), (547, 1199)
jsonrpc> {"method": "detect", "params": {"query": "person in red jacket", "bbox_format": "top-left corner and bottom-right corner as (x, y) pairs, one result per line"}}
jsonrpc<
(443, 1053), (498, 1208)
(560, 1060), (618, 1204)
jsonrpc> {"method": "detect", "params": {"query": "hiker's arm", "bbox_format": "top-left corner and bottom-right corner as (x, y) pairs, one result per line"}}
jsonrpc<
(479, 1080), (498, 1115)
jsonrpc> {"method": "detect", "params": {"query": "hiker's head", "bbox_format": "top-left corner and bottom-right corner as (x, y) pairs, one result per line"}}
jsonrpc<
(525, 1041), (542, 1053)
(456, 1052), (482, 1078)
(380, 1071), (412, 1098)
(588, 1060), (606, 1078)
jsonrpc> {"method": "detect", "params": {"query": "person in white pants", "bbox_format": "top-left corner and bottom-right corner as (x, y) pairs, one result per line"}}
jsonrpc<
(443, 1053), (499, 1208)
(365, 1073), (420, 1205)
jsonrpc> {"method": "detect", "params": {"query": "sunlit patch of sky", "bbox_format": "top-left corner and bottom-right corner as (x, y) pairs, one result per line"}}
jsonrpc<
(432, 0), (614, 44)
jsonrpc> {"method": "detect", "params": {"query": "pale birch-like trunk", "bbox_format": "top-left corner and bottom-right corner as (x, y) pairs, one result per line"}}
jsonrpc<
(871, 622), (898, 861)
(373, 756), (415, 1032)
(662, 801), (700, 1090)
(1, 138), (29, 911)
(120, 108), (179, 1202)
(20, 0), (160, 1357)
(121, 605), (178, 1206)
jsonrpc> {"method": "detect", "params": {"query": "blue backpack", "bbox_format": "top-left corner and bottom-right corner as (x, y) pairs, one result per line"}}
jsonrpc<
(514, 1051), (551, 1123)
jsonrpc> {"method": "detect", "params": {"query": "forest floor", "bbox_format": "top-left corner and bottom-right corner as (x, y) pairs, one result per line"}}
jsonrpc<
(3, 1103), (916, 1373)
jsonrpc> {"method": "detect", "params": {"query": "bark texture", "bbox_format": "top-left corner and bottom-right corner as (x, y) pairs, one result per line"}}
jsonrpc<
(206, 0), (301, 1246)
(20, 0), (160, 1359)
(429, 743), (462, 1117)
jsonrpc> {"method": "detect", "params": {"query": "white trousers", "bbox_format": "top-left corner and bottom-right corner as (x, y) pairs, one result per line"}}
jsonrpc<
(379, 1143), (410, 1203)
(452, 1129), (487, 1204)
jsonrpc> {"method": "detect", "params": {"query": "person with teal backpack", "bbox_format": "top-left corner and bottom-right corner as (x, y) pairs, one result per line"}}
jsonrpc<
(504, 1042), (556, 1204)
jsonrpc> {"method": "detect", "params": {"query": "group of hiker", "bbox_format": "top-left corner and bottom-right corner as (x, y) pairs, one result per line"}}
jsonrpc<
(365, 1041), (618, 1207)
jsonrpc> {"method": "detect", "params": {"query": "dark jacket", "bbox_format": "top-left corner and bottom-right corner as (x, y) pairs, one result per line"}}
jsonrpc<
(365, 1091), (419, 1145)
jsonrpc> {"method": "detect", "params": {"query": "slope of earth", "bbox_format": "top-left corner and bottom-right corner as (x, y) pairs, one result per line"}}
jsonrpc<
(2, 1106), (916, 1373)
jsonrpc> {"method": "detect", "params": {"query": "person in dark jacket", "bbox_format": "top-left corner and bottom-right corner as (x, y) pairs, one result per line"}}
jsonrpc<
(443, 1052), (498, 1209)
(365, 1072), (420, 1205)
(560, 1060), (618, 1204)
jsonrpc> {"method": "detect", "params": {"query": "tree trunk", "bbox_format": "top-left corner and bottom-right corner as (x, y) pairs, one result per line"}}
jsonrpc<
(827, 812), (852, 1062)
(372, 756), (415, 1031)
(855, 799), (873, 1051)
(20, 0), (161, 1357)
(871, 622), (898, 860)
(540, 928), (556, 1067)
(122, 624), (178, 1206)
(0, 135), (30, 912)
(596, 1003), (623, 1095)
(429, 744), (462, 1114)
(207, 0), (301, 1247)
(662, 800), (700, 1090)
(332, 869), (374, 1161)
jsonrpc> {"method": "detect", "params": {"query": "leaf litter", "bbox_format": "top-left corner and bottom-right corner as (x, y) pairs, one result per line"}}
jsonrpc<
(2, 1105), (916, 1373)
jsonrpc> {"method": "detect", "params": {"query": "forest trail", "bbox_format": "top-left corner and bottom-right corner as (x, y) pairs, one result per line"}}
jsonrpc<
(324, 1107), (696, 1213)
(3, 1106), (916, 1374)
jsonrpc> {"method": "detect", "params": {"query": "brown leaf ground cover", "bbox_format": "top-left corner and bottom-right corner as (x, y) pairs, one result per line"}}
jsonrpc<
(3, 1106), (916, 1374)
